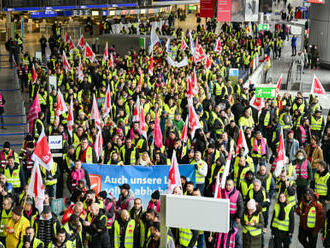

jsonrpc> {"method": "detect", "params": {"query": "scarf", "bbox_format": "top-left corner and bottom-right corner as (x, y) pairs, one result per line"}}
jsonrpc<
(278, 202), (286, 220)
(253, 138), (266, 155)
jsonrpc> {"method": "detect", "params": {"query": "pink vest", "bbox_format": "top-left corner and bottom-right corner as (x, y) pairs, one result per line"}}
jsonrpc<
(253, 138), (266, 155)
(120, 196), (134, 210)
(217, 227), (238, 248)
(299, 125), (306, 143)
(0, 93), (3, 108)
(0, 150), (13, 167)
(105, 200), (115, 227)
(71, 168), (85, 188)
(222, 188), (239, 214)
(296, 159), (308, 179)
(147, 200), (161, 213)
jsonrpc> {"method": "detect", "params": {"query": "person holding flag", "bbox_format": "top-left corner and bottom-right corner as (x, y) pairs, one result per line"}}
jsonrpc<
(191, 151), (207, 195)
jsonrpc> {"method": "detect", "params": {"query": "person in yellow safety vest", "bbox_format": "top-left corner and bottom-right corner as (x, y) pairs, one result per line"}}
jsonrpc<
(40, 162), (59, 199)
(47, 228), (73, 248)
(277, 170), (296, 207)
(310, 110), (324, 138)
(245, 179), (267, 233)
(62, 214), (83, 248)
(120, 138), (138, 165)
(18, 227), (44, 248)
(5, 156), (26, 195)
(145, 221), (175, 248)
(234, 147), (255, 173)
(38, 86), (47, 112)
(164, 98), (177, 120)
(256, 164), (276, 229)
(274, 37), (283, 59)
(178, 226), (199, 248)
(242, 199), (264, 248)
(83, 203), (110, 247)
(129, 198), (145, 247)
(270, 193), (294, 248)
(33, 112), (45, 139)
(279, 107), (293, 138)
(312, 161), (330, 209)
(75, 137), (96, 163)
(238, 108), (254, 130)
(239, 170), (255, 201)
(291, 97), (306, 116)
(258, 102), (271, 137)
(113, 209), (136, 248)
(191, 151), (208, 195)
(5, 205), (30, 248)
(250, 131), (267, 173)
(233, 156), (252, 188)
(296, 188), (324, 248)
(0, 196), (13, 243)
(63, 145), (75, 174)
(243, 51), (251, 70)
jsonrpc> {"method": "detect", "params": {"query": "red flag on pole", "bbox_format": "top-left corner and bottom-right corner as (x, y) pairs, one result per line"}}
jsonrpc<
(220, 148), (232, 189)
(85, 43), (95, 62)
(78, 34), (86, 49)
(32, 128), (53, 171)
(181, 37), (187, 51)
(139, 106), (147, 140)
(56, 89), (68, 120)
(78, 58), (83, 81)
(27, 94), (41, 134)
(108, 53), (114, 68)
(274, 128), (285, 177)
(27, 161), (45, 213)
(188, 98), (202, 139)
(32, 65), (37, 84)
(67, 99), (74, 138)
(236, 126), (249, 156)
(102, 84), (112, 118)
(91, 94), (101, 130)
(215, 38), (222, 53)
(148, 56), (154, 76)
(94, 130), (103, 162)
(69, 37), (75, 52)
(205, 56), (211, 70)
(132, 96), (140, 123)
(192, 69), (199, 95)
(181, 116), (189, 143)
(311, 74), (326, 96)
(104, 42), (108, 61)
(250, 95), (264, 111)
(137, 75), (142, 92)
(154, 113), (163, 149)
(166, 151), (182, 194)
(276, 74), (282, 94)
(62, 51), (71, 72)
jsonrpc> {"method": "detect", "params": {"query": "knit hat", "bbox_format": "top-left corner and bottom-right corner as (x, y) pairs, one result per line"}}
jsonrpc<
(12, 206), (23, 216)
(247, 199), (256, 211)
(151, 190), (160, 200)
(3, 142), (10, 149)
(98, 191), (107, 200)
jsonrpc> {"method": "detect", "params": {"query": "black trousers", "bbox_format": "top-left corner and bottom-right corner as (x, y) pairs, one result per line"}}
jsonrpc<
(274, 229), (291, 248)
(298, 226), (318, 248)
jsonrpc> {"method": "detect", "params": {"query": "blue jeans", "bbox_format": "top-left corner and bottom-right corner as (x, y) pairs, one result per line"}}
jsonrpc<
(197, 233), (204, 248)
(196, 183), (205, 196)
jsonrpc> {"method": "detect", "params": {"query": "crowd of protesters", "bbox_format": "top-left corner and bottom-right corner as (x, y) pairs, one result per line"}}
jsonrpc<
(0, 17), (329, 248)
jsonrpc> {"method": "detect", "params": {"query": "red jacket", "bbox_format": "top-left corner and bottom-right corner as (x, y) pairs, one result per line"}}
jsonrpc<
(296, 198), (324, 232)
(61, 204), (87, 224)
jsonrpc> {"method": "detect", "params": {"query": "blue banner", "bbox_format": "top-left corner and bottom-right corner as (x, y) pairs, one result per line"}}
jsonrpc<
(83, 164), (195, 207)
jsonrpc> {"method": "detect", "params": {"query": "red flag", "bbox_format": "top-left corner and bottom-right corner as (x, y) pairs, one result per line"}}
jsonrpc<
(32, 128), (53, 171)
(27, 161), (45, 213)
(32, 65), (37, 83)
(215, 38), (222, 53)
(167, 151), (182, 194)
(67, 99), (74, 138)
(91, 94), (101, 130)
(78, 34), (86, 49)
(139, 106), (147, 140)
(132, 97), (140, 122)
(85, 43), (95, 62)
(148, 56), (154, 76)
(236, 126), (249, 155)
(94, 129), (103, 161)
(62, 51), (71, 72)
(188, 98), (202, 139)
(27, 94), (41, 134)
(250, 95), (264, 111)
(192, 69), (199, 95)
(154, 113), (163, 149)
(69, 37), (75, 52)
(181, 37), (187, 51)
(64, 33), (68, 43)
(195, 38), (205, 62)
(274, 128), (285, 177)
(311, 74), (326, 96)
(205, 56), (211, 70)
(56, 89), (68, 120)
(108, 53), (114, 68)
(137, 75), (142, 92)
(102, 84), (112, 118)
(78, 58), (83, 81)
(276, 74), (282, 94)
(187, 76), (194, 98)
(104, 42), (108, 61)
(214, 172), (222, 199)
(181, 116), (189, 143)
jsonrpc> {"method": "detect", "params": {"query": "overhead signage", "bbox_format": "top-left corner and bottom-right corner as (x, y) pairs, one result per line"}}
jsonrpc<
(255, 86), (276, 98)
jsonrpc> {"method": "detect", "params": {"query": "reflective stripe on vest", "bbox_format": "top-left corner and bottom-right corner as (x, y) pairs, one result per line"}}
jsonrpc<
(296, 160), (308, 179)
(315, 172), (330, 196)
(311, 116), (323, 131)
(4, 166), (21, 188)
(243, 214), (262, 236)
(195, 160), (206, 183)
(271, 203), (292, 231)
(307, 207), (316, 228)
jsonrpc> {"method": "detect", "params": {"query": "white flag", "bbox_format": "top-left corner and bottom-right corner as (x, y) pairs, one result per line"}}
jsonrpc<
(166, 151), (182, 194)
(27, 161), (45, 213)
